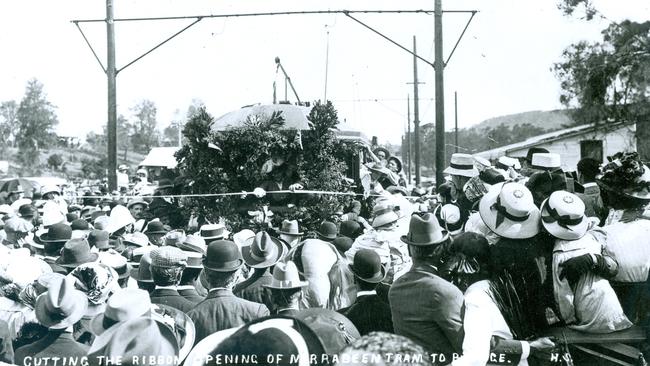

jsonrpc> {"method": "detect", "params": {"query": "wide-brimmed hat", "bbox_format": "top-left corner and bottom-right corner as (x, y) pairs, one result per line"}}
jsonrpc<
(278, 219), (303, 236)
(232, 229), (255, 248)
(316, 221), (338, 240)
(41, 184), (60, 196)
(199, 224), (226, 240)
(531, 153), (561, 170)
(144, 220), (168, 235)
(87, 317), (179, 365)
(39, 223), (72, 243)
(164, 230), (187, 247)
(89, 288), (152, 335)
(387, 156), (403, 173)
(150, 304), (196, 362)
(349, 249), (386, 283)
(105, 205), (135, 234)
(177, 234), (207, 254)
(598, 154), (650, 201)
(68, 263), (119, 310)
(130, 252), (154, 282)
(373, 147), (391, 159)
(371, 203), (399, 228)
(444, 153), (479, 177)
(479, 182), (541, 239)
(401, 213), (449, 246)
(541, 191), (593, 241)
(242, 232), (287, 269)
(203, 240), (244, 272)
(263, 260), (309, 290)
(35, 277), (88, 329)
(55, 238), (99, 269)
(126, 198), (149, 210)
(291, 308), (360, 354)
(122, 232), (150, 248)
(99, 251), (133, 279)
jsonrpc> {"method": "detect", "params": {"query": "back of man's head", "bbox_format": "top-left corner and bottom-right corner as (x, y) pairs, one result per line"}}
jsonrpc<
(577, 157), (600, 182)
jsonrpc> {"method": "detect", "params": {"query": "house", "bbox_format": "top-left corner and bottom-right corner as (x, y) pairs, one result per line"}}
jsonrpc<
(474, 121), (637, 171)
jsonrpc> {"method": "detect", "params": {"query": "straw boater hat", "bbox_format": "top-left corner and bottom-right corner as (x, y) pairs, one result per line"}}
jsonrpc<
(531, 153), (561, 171)
(277, 220), (303, 236)
(541, 191), (596, 241)
(371, 203), (399, 228)
(479, 182), (541, 239)
(401, 213), (449, 246)
(444, 153), (479, 177)
(349, 249), (386, 284)
(241, 232), (287, 269)
(263, 261), (309, 290)
(35, 277), (88, 330)
(199, 224), (227, 240)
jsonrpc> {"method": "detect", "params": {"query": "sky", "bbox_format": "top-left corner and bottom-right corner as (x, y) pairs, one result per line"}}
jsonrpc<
(0, 0), (648, 145)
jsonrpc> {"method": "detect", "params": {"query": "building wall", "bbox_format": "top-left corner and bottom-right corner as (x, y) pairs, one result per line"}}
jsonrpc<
(508, 124), (636, 171)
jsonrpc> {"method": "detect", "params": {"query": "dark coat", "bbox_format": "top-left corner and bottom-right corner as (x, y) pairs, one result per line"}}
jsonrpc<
(0, 319), (13, 364)
(149, 288), (196, 313)
(338, 293), (393, 335)
(388, 264), (464, 355)
(177, 287), (205, 304)
(14, 331), (88, 366)
(187, 289), (270, 344)
(234, 269), (273, 310)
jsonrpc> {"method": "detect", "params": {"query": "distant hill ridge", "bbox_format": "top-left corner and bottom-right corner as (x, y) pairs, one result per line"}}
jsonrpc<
(471, 109), (574, 133)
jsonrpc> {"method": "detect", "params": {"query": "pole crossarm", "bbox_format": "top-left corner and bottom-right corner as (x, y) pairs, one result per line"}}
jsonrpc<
(344, 12), (435, 69)
(73, 21), (107, 73)
(444, 10), (477, 67)
(117, 17), (203, 74)
(70, 9), (479, 24)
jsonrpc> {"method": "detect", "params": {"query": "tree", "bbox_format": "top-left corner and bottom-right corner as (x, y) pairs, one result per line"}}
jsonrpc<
(553, 1), (650, 157)
(15, 79), (59, 172)
(47, 153), (63, 170)
(129, 99), (159, 153)
(0, 101), (18, 154)
(116, 115), (131, 161)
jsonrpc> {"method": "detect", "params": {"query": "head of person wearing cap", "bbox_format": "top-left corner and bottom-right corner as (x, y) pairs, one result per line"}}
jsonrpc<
(277, 219), (303, 248)
(127, 198), (149, 221)
(340, 250), (393, 335)
(316, 221), (338, 242)
(148, 246), (195, 314)
(20, 276), (89, 361)
(261, 261), (308, 315)
(187, 240), (270, 344)
(144, 220), (169, 246)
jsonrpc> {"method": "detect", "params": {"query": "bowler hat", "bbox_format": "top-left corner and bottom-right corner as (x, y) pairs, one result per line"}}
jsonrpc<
(316, 221), (338, 240)
(39, 223), (72, 243)
(277, 219), (303, 236)
(263, 261), (309, 290)
(88, 230), (110, 250)
(203, 240), (243, 272)
(401, 213), (449, 246)
(339, 220), (362, 239)
(89, 288), (151, 335)
(333, 236), (353, 254)
(19, 204), (37, 219)
(349, 249), (386, 283)
(241, 232), (287, 269)
(70, 219), (91, 231)
(55, 238), (99, 269)
(144, 220), (168, 235)
(34, 277), (88, 329)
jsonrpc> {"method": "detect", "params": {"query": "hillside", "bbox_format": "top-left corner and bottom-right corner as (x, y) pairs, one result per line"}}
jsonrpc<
(471, 109), (575, 132)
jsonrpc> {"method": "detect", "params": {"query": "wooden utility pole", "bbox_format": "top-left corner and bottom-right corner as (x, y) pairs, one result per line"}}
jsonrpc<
(406, 94), (412, 184)
(106, 0), (117, 191)
(412, 36), (421, 186)
(434, 0), (446, 188)
(454, 91), (458, 153)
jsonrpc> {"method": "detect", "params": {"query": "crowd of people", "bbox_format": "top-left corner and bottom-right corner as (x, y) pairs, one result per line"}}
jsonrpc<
(0, 147), (649, 366)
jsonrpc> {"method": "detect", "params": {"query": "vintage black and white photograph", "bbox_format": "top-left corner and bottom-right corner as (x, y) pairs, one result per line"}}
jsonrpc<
(0, 0), (649, 365)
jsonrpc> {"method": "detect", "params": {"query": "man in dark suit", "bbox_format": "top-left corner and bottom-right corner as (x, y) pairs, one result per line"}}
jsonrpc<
(263, 260), (308, 316)
(389, 214), (464, 357)
(188, 240), (270, 344)
(339, 249), (393, 335)
(14, 277), (88, 366)
(148, 246), (196, 313)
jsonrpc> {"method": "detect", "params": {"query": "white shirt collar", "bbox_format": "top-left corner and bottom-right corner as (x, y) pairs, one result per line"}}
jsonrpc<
(357, 290), (377, 297)
(155, 285), (177, 290)
(176, 285), (195, 291)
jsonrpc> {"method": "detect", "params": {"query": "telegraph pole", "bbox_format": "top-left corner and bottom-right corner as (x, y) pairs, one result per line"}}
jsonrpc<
(405, 96), (411, 183)
(106, 0), (117, 191)
(412, 36), (421, 186)
(434, 0), (446, 188)
(454, 91), (458, 153)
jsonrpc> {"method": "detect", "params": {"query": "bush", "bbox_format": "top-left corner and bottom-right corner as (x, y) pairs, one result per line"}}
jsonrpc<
(176, 101), (357, 233)
(47, 153), (63, 170)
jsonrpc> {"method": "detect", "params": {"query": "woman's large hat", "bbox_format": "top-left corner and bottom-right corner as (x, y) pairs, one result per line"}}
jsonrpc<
(479, 182), (541, 239)
(387, 156), (403, 173)
(263, 261), (309, 290)
(241, 232), (287, 269)
(541, 191), (593, 241)
(444, 153), (479, 177)
(34, 276), (88, 329)
(598, 152), (650, 201)
(349, 249), (386, 283)
(401, 213), (449, 246)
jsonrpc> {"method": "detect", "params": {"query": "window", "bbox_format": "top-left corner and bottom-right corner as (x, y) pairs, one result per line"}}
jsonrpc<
(580, 140), (603, 162)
